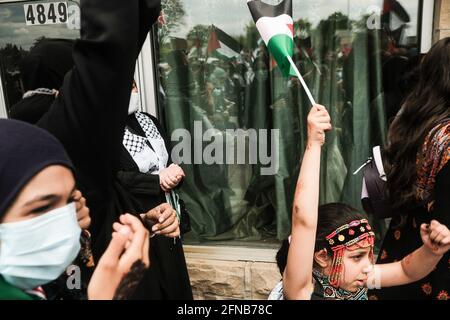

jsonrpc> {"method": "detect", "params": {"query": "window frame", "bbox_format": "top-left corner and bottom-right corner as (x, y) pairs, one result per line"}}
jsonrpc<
(0, 0), (154, 118)
(420, 0), (436, 53)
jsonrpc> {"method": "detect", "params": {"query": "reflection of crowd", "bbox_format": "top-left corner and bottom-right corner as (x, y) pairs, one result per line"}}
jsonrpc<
(159, 34), (274, 131)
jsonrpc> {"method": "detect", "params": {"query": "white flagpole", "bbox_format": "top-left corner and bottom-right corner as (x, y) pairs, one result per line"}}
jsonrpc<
(286, 55), (316, 106)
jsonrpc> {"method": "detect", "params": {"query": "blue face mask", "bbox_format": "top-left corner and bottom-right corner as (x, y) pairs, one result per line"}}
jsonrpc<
(0, 203), (81, 290)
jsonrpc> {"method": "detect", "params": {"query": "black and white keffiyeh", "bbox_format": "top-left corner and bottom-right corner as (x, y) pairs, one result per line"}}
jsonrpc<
(123, 129), (147, 157)
(135, 111), (162, 139)
(23, 88), (58, 98)
(122, 112), (168, 174)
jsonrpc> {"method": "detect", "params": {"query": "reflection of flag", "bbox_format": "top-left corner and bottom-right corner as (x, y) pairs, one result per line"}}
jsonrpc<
(383, 0), (410, 23)
(207, 28), (221, 53)
(207, 25), (242, 58)
(247, 0), (295, 77)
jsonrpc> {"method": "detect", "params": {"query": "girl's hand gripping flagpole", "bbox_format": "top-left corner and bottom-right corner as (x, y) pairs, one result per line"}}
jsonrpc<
(247, 0), (317, 107)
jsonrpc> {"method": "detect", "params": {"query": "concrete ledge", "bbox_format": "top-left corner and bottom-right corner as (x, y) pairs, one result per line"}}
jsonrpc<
(184, 245), (278, 263)
(184, 245), (280, 300)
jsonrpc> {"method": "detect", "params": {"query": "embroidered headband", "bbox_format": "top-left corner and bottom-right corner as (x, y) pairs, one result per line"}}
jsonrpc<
(325, 219), (375, 252)
(324, 219), (375, 287)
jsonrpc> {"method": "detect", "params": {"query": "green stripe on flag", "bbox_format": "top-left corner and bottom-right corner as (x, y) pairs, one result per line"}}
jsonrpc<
(267, 34), (295, 77)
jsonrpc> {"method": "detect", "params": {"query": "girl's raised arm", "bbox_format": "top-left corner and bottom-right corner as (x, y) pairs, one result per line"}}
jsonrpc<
(283, 105), (332, 300)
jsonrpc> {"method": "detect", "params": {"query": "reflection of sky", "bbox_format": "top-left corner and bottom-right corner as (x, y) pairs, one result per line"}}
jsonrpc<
(0, 1), (79, 50)
(0, 0), (419, 50)
(171, 0), (418, 39)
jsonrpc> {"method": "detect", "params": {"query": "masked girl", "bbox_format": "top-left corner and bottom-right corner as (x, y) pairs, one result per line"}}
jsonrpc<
(0, 119), (150, 300)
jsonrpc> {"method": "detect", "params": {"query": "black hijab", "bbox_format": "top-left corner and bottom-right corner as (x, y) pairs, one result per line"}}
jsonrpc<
(9, 39), (75, 124)
(21, 38), (75, 92)
(0, 119), (73, 218)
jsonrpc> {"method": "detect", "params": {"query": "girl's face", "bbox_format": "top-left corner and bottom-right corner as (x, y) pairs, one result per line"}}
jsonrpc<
(317, 243), (373, 292)
(1, 165), (76, 224)
(338, 246), (373, 292)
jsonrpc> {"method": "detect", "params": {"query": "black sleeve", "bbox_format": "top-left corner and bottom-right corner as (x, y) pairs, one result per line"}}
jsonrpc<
(432, 161), (450, 228)
(38, 0), (161, 190)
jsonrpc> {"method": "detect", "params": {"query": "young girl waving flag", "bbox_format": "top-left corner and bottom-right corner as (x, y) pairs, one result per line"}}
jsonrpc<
(269, 105), (450, 300)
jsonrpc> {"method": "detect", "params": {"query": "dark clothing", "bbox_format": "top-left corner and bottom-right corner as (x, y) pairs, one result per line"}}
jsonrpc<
(113, 261), (147, 300)
(370, 122), (450, 300)
(20, 39), (75, 92)
(35, 0), (191, 300)
(111, 112), (192, 299)
(10, 94), (56, 124)
(10, 39), (75, 124)
(370, 163), (450, 300)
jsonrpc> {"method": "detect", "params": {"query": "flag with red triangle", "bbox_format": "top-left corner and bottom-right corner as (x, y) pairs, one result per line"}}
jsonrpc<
(247, 0), (295, 77)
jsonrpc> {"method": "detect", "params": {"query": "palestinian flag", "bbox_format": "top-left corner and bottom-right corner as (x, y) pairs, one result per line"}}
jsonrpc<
(207, 25), (242, 58)
(247, 0), (295, 77)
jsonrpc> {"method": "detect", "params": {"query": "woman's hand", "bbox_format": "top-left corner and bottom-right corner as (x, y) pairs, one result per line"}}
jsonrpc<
(420, 220), (450, 256)
(141, 203), (180, 238)
(159, 164), (185, 192)
(87, 214), (150, 300)
(307, 104), (332, 147)
(72, 189), (91, 230)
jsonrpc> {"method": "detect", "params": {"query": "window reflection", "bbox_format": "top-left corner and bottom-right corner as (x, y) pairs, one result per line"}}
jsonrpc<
(0, 0), (80, 112)
(152, 0), (422, 245)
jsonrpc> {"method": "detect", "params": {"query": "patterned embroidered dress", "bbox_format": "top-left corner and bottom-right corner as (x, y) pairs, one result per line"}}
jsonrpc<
(369, 120), (450, 300)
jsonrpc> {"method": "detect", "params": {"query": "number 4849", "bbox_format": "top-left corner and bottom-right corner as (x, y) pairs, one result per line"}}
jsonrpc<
(24, 2), (68, 26)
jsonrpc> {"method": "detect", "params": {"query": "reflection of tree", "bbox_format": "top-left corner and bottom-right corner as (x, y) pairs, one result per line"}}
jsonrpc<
(242, 22), (259, 51)
(316, 12), (351, 62)
(318, 12), (350, 33)
(158, 0), (186, 45)
(29, 36), (47, 52)
(0, 43), (27, 71)
(186, 24), (210, 53)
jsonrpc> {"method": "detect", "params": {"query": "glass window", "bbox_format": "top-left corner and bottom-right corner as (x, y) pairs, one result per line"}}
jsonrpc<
(0, 0), (80, 113)
(155, 0), (422, 247)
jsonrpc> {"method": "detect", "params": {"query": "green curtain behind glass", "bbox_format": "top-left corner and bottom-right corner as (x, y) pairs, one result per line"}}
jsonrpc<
(154, 12), (388, 243)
